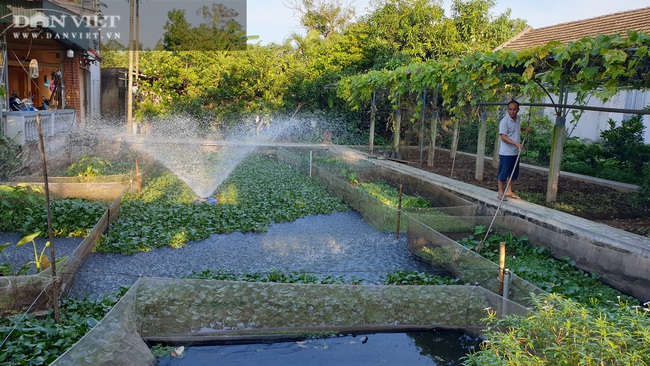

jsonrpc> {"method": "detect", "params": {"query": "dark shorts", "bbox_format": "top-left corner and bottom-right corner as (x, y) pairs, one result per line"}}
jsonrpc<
(498, 155), (520, 182)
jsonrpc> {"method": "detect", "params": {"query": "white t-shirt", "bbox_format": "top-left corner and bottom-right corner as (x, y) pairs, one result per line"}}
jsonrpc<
(498, 115), (521, 156)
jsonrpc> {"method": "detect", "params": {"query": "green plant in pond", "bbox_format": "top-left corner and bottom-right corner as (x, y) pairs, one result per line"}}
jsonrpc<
(97, 155), (349, 255)
(337, 165), (359, 185)
(21, 198), (106, 238)
(458, 226), (638, 307)
(384, 270), (460, 285)
(357, 181), (431, 208)
(185, 268), (361, 285)
(0, 185), (44, 232)
(463, 293), (650, 366)
(0, 185), (105, 237)
(0, 286), (128, 365)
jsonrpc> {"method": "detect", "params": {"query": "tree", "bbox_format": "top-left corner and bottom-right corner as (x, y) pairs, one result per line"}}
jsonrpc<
(451, 0), (527, 53)
(162, 6), (246, 51)
(351, 0), (527, 69)
(162, 9), (194, 51)
(100, 39), (129, 68)
(287, 0), (356, 40)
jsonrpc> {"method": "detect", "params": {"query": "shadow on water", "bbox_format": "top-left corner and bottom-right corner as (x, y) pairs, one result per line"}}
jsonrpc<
(155, 330), (482, 366)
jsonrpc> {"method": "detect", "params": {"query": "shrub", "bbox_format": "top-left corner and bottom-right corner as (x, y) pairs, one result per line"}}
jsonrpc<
(464, 294), (650, 366)
(65, 155), (113, 177)
(600, 115), (649, 175)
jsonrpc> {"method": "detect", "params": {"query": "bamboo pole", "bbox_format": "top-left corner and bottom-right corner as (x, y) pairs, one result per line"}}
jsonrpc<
(37, 114), (59, 323)
(135, 157), (141, 196)
(396, 184), (403, 240)
(498, 241), (506, 296)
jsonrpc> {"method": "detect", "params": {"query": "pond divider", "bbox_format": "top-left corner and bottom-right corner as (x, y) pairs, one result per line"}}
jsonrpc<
(51, 277), (529, 366)
(0, 181), (127, 315)
(274, 147), (477, 233)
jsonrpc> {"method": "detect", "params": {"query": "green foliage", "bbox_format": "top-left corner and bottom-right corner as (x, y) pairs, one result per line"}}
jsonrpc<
(459, 227), (638, 306)
(186, 268), (361, 284)
(0, 287), (128, 366)
(65, 155), (119, 177)
(356, 181), (431, 208)
(16, 232), (51, 272)
(338, 31), (650, 133)
(600, 115), (650, 175)
(162, 5), (246, 51)
(22, 199), (106, 238)
(558, 115), (650, 185)
(0, 185), (44, 232)
(97, 155), (349, 255)
(463, 294), (650, 366)
(0, 185), (106, 237)
(384, 270), (459, 285)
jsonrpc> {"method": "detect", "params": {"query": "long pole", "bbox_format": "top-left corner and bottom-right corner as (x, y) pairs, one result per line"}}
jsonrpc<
(476, 133), (528, 253)
(127, 0), (134, 133)
(419, 91), (426, 165)
(37, 114), (59, 323)
(135, 157), (141, 196)
(395, 184), (403, 240)
(498, 241), (506, 296)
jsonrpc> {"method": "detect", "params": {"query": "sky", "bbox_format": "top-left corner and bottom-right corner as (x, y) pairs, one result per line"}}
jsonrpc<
(246, 0), (650, 45)
(98, 0), (650, 48)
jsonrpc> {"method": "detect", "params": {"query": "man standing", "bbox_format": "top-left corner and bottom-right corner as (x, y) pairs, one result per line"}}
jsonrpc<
(497, 100), (530, 200)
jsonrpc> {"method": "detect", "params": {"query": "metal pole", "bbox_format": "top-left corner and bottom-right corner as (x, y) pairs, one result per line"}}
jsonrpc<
(37, 114), (59, 323)
(309, 151), (313, 178)
(476, 102), (650, 115)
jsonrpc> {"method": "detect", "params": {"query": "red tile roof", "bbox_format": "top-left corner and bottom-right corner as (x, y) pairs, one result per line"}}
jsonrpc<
(496, 6), (650, 51)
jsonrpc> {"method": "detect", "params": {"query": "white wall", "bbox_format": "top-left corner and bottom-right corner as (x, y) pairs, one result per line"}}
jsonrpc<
(539, 90), (650, 143)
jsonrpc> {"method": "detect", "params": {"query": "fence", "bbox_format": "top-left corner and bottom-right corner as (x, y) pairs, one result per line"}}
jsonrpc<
(1, 110), (76, 145)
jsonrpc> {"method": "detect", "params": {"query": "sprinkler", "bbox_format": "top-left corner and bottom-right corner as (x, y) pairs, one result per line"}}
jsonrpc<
(193, 197), (218, 205)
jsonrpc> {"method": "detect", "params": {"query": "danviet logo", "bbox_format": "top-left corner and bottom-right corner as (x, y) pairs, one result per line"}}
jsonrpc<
(9, 9), (122, 41)
(12, 14), (120, 29)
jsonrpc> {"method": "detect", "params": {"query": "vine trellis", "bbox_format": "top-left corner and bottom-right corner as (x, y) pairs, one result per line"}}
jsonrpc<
(337, 30), (650, 202)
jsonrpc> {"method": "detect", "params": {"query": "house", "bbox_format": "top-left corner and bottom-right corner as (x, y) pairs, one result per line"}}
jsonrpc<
(496, 6), (650, 143)
(1, 0), (104, 170)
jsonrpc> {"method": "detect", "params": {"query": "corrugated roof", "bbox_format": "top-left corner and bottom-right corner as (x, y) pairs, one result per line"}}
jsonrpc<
(496, 6), (650, 51)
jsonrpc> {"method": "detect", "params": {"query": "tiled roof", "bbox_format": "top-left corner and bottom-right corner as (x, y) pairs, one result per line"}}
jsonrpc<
(496, 6), (650, 51)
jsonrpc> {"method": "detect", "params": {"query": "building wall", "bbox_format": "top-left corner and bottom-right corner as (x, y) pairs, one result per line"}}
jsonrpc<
(536, 90), (650, 144)
(63, 54), (81, 121)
